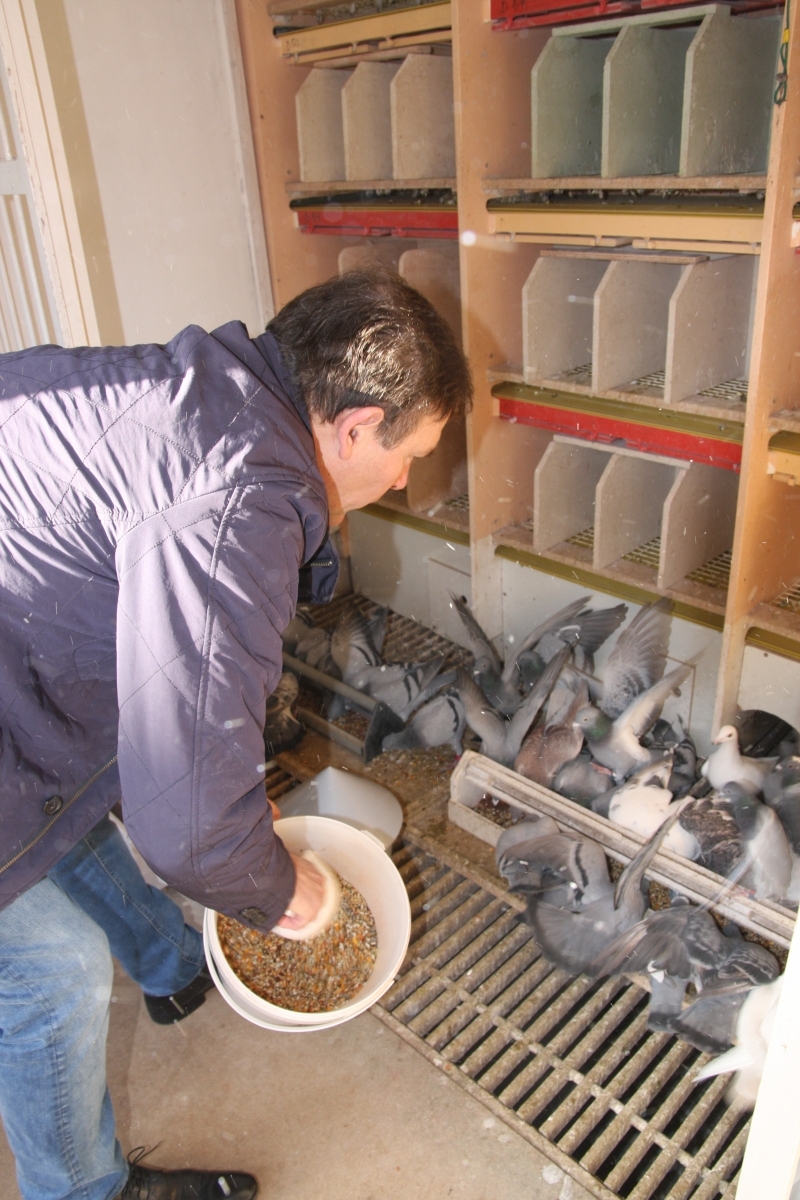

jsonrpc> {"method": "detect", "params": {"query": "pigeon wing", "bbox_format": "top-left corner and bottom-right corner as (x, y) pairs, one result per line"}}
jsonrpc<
(615, 663), (691, 744)
(507, 644), (572, 761)
(601, 598), (673, 719)
(592, 911), (694, 980)
(502, 596), (591, 684)
(331, 606), (383, 675)
(571, 604), (629, 660)
(449, 593), (501, 674)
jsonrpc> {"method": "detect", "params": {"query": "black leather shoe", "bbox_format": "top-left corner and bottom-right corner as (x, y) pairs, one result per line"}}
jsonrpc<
(118, 1150), (258, 1200)
(144, 963), (215, 1025)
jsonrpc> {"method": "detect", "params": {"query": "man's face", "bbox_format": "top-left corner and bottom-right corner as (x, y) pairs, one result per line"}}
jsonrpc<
(311, 409), (447, 526)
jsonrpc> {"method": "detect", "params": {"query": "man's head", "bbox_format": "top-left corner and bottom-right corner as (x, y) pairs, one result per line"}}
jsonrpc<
(267, 268), (472, 523)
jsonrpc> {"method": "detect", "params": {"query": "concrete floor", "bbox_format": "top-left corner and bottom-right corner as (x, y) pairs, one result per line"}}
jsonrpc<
(0, 957), (592, 1200)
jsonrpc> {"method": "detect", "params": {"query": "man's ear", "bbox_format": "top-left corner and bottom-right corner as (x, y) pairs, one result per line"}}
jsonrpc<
(334, 406), (386, 460)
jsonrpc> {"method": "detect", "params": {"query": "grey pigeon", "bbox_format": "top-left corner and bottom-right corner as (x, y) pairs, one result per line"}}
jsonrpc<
(605, 756), (700, 860)
(553, 752), (615, 807)
(668, 988), (750, 1055)
(523, 803), (687, 976)
(457, 644), (571, 767)
(677, 796), (743, 878)
(281, 607), (315, 653)
(593, 894), (778, 1037)
(450, 593), (592, 715)
(597, 598), (673, 720)
(496, 815), (612, 911)
(762, 764), (800, 901)
(382, 691), (466, 755)
(353, 656), (446, 720)
(713, 782), (793, 902)
(331, 605), (387, 683)
(574, 662), (691, 782)
(263, 672), (304, 756)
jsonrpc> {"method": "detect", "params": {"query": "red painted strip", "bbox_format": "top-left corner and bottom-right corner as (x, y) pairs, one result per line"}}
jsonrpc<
(497, 397), (742, 470)
(491, 0), (777, 27)
(295, 208), (459, 239)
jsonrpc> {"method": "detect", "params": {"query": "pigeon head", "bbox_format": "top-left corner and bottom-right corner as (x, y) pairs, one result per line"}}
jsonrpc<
(472, 655), (499, 686)
(517, 649), (545, 693)
(713, 725), (739, 747)
(573, 705), (611, 742)
(714, 782), (762, 835)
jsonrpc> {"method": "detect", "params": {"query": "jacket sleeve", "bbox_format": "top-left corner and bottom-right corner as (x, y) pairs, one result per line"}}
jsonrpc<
(115, 480), (322, 928)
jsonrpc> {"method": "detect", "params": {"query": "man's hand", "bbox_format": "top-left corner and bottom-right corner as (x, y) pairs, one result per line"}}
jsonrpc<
(275, 853), (326, 931)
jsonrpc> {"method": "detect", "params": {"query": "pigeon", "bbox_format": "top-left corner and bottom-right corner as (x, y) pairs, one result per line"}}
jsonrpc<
(281, 608), (315, 653)
(595, 598), (673, 720)
(382, 691), (466, 755)
(606, 757), (699, 859)
(495, 815), (612, 911)
(592, 893), (779, 1034)
(574, 662), (691, 782)
(701, 724), (778, 791)
(761, 763), (800, 902)
(694, 976), (783, 1108)
(714, 782), (793, 903)
(668, 987), (750, 1055)
(353, 656), (447, 720)
(263, 671), (304, 756)
(518, 603), (629, 684)
(457, 644), (571, 767)
(522, 803), (686, 976)
(450, 593), (591, 715)
(646, 717), (697, 798)
(331, 605), (387, 683)
(553, 752), (615, 806)
(677, 796), (743, 878)
(514, 680), (589, 788)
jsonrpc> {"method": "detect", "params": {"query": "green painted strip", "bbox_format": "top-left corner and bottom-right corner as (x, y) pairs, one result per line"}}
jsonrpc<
(487, 196), (764, 217)
(492, 381), (745, 445)
(494, 542), (724, 631)
(361, 502), (470, 546)
(745, 626), (800, 663)
(768, 430), (800, 455)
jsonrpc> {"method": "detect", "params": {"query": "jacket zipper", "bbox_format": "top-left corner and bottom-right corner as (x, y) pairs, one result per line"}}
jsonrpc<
(0, 756), (118, 877)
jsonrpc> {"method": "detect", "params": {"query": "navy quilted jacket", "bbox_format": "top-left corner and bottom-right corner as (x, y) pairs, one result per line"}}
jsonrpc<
(0, 322), (338, 929)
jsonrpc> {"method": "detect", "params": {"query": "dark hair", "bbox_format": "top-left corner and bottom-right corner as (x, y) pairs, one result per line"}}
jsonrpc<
(266, 268), (473, 447)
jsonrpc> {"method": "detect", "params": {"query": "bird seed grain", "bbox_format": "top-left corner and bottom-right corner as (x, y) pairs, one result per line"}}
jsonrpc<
(218, 878), (378, 1013)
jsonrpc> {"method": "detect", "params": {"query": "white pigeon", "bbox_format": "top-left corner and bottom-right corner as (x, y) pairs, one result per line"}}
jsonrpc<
(702, 725), (778, 791)
(608, 758), (699, 859)
(695, 976), (783, 1108)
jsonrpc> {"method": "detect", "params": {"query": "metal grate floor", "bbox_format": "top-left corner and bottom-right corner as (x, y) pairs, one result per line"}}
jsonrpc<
(697, 379), (747, 405)
(376, 839), (748, 1200)
(685, 551), (732, 592)
(623, 536), (663, 572)
(626, 370), (666, 394)
(772, 579), (800, 615)
(554, 363), (594, 387)
(443, 492), (470, 514)
(308, 591), (473, 672)
(566, 526), (596, 552)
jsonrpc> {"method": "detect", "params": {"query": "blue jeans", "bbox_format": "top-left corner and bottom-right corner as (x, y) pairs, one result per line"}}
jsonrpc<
(49, 816), (204, 997)
(0, 876), (128, 1200)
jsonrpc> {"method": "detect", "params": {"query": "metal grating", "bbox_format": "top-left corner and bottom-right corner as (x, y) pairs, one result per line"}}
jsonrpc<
(626, 370), (666, 395)
(772, 579), (800, 616)
(622, 536), (662, 571)
(443, 492), (470, 514)
(309, 592), (473, 672)
(376, 839), (748, 1200)
(685, 551), (732, 592)
(697, 379), (747, 405)
(555, 362), (594, 387)
(566, 526), (596, 552)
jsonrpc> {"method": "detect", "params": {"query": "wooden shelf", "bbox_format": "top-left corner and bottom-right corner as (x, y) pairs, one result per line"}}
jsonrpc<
(363, 489), (470, 543)
(286, 178), (456, 197)
(493, 522), (727, 628)
(275, 1), (451, 66)
(484, 175), (767, 195)
(487, 194), (764, 252)
(492, 381), (744, 468)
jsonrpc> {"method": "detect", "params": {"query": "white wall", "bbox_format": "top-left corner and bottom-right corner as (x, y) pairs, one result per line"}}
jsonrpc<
(41, 0), (271, 345)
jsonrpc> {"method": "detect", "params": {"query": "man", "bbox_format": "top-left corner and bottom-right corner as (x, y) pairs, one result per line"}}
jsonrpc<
(0, 269), (472, 1200)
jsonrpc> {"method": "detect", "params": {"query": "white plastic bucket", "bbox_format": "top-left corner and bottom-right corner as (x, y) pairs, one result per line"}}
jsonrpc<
(277, 767), (403, 850)
(204, 815), (411, 1032)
